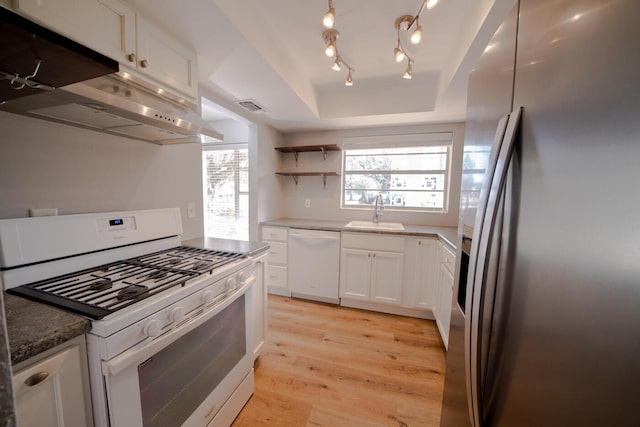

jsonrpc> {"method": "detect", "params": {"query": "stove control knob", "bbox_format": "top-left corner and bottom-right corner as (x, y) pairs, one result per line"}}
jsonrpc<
(237, 271), (246, 283)
(226, 276), (237, 290)
(143, 319), (162, 338)
(202, 290), (214, 304)
(170, 307), (185, 323)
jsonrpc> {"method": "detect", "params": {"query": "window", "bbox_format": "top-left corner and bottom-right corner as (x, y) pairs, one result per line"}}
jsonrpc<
(342, 133), (452, 212)
(202, 145), (249, 240)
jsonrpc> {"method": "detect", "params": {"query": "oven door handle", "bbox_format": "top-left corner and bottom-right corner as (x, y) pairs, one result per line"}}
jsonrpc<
(104, 276), (254, 376)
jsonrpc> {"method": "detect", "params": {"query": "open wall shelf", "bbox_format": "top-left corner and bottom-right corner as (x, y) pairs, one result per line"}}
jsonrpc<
(276, 172), (339, 188)
(275, 144), (340, 163)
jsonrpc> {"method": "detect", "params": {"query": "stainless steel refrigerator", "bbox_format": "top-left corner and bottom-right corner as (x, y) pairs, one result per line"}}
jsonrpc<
(440, 0), (640, 425)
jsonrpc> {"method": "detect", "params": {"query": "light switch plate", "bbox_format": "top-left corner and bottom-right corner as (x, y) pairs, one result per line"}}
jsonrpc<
(305, 199), (311, 208)
(187, 202), (196, 218)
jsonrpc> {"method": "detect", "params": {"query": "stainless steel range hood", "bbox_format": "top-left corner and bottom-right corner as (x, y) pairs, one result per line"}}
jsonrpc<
(0, 71), (223, 144)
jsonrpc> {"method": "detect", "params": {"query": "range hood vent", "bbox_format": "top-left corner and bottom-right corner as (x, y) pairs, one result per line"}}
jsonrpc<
(0, 7), (118, 103)
(0, 72), (224, 144)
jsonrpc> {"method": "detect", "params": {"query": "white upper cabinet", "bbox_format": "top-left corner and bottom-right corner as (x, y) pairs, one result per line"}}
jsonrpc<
(15, 0), (135, 65)
(15, 0), (198, 100)
(134, 14), (197, 98)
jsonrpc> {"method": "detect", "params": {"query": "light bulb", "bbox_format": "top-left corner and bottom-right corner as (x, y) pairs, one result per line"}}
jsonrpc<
(323, 7), (335, 28)
(410, 25), (422, 44)
(325, 43), (336, 57)
(403, 62), (413, 79)
(394, 47), (405, 63)
(332, 57), (342, 71)
(426, 0), (439, 9)
(345, 70), (353, 86)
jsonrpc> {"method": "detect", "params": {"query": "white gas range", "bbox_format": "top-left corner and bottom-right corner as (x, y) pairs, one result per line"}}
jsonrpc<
(0, 208), (257, 427)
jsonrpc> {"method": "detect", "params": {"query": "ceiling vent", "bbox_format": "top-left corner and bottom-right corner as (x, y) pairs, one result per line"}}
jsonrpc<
(235, 99), (267, 114)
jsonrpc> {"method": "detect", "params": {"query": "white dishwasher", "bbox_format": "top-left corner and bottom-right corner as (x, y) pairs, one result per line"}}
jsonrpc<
(288, 229), (341, 304)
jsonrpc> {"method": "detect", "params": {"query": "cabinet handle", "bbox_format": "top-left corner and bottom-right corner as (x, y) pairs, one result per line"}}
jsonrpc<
(418, 240), (422, 246)
(127, 53), (136, 63)
(140, 59), (149, 68)
(368, 253), (371, 258)
(24, 371), (49, 387)
(372, 253), (376, 258)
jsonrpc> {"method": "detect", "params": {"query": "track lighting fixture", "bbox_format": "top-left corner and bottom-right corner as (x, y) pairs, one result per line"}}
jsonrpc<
(393, 0), (441, 78)
(332, 56), (342, 71)
(321, 2), (354, 86)
(319, 0), (442, 84)
(323, 0), (335, 29)
(323, 29), (338, 57)
(410, 18), (422, 44)
(403, 60), (414, 79)
(345, 68), (353, 86)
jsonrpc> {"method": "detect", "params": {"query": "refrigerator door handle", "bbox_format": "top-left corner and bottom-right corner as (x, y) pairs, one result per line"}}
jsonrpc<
(464, 113), (510, 426)
(466, 107), (522, 426)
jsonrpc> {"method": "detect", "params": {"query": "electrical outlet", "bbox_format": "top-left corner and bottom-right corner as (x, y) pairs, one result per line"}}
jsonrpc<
(305, 199), (311, 208)
(187, 202), (196, 218)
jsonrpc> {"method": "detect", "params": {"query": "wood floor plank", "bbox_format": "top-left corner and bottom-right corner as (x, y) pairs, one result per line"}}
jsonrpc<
(232, 295), (446, 426)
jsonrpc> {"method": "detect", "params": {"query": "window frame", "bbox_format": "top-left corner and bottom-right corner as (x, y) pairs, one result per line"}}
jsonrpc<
(202, 143), (249, 240)
(340, 133), (453, 213)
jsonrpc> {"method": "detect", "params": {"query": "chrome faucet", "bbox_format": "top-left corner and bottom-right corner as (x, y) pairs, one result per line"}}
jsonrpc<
(373, 194), (384, 223)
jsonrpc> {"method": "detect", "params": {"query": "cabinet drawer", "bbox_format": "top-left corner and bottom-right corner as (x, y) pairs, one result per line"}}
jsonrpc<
(262, 226), (288, 242)
(266, 265), (287, 288)
(341, 232), (404, 252)
(267, 241), (287, 264)
(441, 244), (456, 275)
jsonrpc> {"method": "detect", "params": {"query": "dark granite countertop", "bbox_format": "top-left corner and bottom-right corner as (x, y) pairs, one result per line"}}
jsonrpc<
(182, 237), (270, 256)
(260, 218), (458, 250)
(4, 293), (90, 365)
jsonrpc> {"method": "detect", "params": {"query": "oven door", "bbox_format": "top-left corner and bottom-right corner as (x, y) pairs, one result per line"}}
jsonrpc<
(104, 277), (254, 427)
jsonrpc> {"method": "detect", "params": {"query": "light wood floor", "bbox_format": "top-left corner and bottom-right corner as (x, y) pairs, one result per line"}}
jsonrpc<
(232, 295), (446, 427)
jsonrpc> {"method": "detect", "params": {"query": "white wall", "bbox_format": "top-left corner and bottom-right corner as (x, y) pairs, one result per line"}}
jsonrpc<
(278, 122), (465, 227)
(0, 112), (205, 239)
(251, 122), (284, 239)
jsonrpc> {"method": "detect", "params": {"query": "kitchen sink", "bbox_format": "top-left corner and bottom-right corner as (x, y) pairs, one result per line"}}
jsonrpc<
(345, 221), (405, 231)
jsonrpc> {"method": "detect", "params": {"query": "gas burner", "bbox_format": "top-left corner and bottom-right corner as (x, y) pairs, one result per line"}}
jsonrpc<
(192, 261), (212, 271)
(164, 258), (183, 265)
(90, 278), (113, 291)
(117, 285), (149, 301)
(145, 270), (168, 280)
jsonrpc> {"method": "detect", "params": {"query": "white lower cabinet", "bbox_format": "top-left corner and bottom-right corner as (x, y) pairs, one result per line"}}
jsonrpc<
(250, 253), (268, 360)
(261, 226), (290, 296)
(340, 233), (404, 306)
(434, 243), (456, 349)
(403, 237), (438, 310)
(12, 336), (93, 427)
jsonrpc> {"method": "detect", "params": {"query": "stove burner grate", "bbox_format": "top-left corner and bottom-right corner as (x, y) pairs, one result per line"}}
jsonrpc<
(7, 246), (246, 320)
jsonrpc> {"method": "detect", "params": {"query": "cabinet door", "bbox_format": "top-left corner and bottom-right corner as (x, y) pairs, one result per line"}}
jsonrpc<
(13, 344), (91, 427)
(437, 263), (454, 349)
(416, 238), (438, 309)
(135, 15), (198, 98)
(370, 251), (404, 305)
(16, 0), (136, 64)
(251, 256), (267, 360)
(340, 248), (371, 300)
